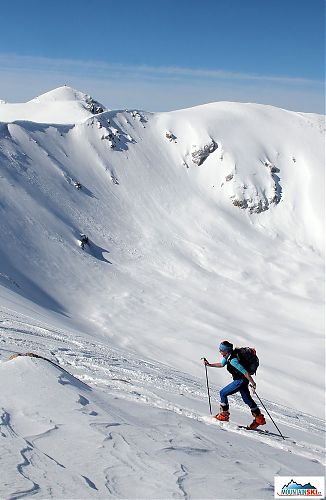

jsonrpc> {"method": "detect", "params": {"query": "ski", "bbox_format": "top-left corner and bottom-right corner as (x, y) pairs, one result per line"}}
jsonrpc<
(238, 425), (288, 439)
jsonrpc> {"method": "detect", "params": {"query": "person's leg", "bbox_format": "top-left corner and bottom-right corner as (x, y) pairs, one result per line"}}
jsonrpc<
(239, 384), (266, 428)
(215, 379), (245, 420)
(220, 379), (245, 409)
(239, 383), (259, 412)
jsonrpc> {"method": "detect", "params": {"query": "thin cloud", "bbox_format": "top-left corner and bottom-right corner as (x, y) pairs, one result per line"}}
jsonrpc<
(0, 53), (324, 114)
(0, 53), (322, 87)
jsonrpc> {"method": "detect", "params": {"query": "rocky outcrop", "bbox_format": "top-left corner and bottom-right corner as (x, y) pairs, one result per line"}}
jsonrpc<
(165, 132), (177, 142)
(84, 95), (105, 115)
(9, 352), (42, 361)
(191, 140), (218, 166)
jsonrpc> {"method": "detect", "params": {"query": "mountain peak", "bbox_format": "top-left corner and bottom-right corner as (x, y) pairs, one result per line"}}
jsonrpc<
(30, 85), (87, 102)
(0, 86), (107, 124)
(29, 86), (81, 103)
(29, 86), (106, 113)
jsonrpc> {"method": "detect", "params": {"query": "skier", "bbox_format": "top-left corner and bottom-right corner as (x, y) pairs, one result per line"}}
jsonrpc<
(79, 234), (89, 250)
(203, 340), (266, 429)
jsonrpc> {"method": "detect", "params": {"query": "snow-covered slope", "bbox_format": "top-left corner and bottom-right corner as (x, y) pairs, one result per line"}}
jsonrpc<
(0, 88), (324, 412)
(0, 339), (324, 499)
(0, 86), (324, 497)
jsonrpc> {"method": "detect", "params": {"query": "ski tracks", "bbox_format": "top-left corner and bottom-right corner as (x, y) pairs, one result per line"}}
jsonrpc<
(0, 309), (325, 499)
(1, 310), (325, 465)
(50, 341), (325, 467)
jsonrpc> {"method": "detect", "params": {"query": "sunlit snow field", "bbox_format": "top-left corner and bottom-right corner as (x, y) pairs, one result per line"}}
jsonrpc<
(0, 87), (324, 499)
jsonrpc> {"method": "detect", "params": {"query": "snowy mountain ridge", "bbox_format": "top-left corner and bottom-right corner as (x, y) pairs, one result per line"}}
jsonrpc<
(0, 86), (324, 498)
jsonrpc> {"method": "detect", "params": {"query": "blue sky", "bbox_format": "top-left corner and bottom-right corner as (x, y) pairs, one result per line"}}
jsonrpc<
(0, 0), (324, 112)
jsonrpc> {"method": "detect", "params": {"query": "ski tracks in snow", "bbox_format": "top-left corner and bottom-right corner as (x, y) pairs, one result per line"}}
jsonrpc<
(0, 309), (324, 461)
(0, 309), (325, 498)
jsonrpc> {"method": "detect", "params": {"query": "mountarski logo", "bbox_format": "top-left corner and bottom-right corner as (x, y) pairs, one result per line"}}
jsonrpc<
(274, 477), (325, 498)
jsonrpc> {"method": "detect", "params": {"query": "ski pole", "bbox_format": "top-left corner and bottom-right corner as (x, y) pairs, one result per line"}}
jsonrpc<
(253, 389), (285, 440)
(201, 358), (212, 415)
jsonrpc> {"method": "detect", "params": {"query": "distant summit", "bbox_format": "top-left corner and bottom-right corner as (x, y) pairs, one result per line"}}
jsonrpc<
(0, 85), (107, 124)
(29, 86), (89, 103)
(30, 86), (106, 115)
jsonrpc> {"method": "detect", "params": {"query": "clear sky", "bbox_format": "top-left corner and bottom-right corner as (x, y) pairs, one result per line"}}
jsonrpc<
(0, 0), (324, 112)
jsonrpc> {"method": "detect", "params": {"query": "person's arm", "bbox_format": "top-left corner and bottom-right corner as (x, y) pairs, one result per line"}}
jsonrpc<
(244, 372), (256, 390)
(203, 358), (224, 368)
(230, 358), (256, 390)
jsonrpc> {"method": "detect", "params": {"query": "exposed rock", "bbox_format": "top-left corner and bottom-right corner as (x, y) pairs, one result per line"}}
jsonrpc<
(165, 132), (177, 142)
(232, 191), (278, 214)
(130, 110), (147, 125)
(9, 352), (41, 361)
(232, 198), (248, 209)
(191, 140), (218, 166)
(84, 95), (104, 115)
(111, 174), (119, 185)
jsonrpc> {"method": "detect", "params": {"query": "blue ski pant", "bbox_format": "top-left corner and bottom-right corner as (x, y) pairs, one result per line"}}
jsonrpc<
(220, 379), (258, 412)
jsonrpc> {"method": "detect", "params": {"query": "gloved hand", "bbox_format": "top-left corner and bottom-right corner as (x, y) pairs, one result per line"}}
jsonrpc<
(202, 358), (210, 366)
(250, 381), (256, 393)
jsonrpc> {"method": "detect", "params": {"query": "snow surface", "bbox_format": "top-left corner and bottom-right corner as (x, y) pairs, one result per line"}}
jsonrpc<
(0, 86), (106, 124)
(0, 86), (324, 498)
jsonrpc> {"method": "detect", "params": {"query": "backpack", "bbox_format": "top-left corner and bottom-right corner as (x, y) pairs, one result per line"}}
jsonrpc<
(234, 347), (259, 375)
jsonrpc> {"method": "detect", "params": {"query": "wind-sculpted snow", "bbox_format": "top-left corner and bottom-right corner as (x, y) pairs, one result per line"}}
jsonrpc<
(0, 310), (325, 499)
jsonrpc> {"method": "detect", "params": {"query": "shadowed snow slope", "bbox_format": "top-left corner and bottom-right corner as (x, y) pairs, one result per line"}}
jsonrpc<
(0, 87), (324, 426)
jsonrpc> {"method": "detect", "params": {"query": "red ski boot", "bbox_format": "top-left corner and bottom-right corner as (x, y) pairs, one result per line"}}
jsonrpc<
(249, 413), (266, 429)
(214, 411), (230, 422)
